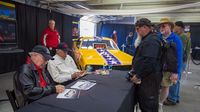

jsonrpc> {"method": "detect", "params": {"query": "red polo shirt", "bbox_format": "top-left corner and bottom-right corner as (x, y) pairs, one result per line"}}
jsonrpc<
(41, 27), (60, 48)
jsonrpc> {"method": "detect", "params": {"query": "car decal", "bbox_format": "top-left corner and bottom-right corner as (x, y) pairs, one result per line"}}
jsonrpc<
(96, 49), (121, 65)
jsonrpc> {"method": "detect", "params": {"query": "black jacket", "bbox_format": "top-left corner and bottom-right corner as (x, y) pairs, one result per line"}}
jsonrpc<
(14, 63), (56, 107)
(132, 32), (162, 79)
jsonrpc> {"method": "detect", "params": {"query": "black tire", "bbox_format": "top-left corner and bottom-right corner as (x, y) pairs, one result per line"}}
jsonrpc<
(191, 48), (200, 65)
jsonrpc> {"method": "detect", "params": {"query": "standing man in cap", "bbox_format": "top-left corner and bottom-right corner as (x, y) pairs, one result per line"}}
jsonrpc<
(159, 18), (183, 109)
(174, 21), (191, 72)
(48, 42), (85, 84)
(130, 18), (162, 112)
(14, 45), (65, 107)
(41, 19), (60, 56)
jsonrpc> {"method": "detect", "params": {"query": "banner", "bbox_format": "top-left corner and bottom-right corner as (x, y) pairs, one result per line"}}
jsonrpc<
(0, 1), (16, 20)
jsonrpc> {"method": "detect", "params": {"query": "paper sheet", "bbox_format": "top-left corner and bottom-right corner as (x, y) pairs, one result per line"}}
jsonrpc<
(57, 89), (80, 99)
(70, 80), (96, 90)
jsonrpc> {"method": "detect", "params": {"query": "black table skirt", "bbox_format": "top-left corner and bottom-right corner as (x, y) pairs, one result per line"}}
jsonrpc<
(17, 70), (135, 112)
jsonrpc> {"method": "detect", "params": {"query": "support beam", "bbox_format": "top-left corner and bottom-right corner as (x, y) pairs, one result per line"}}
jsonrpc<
(93, 4), (200, 10)
(87, 0), (200, 6)
(58, 2), (200, 15)
(43, 0), (88, 2)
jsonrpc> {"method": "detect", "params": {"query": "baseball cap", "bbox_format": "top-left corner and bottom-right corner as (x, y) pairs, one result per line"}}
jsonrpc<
(31, 45), (54, 60)
(57, 42), (70, 52)
(135, 18), (152, 27)
(175, 21), (185, 28)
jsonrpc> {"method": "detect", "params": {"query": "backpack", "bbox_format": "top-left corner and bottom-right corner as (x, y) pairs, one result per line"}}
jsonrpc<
(160, 39), (178, 73)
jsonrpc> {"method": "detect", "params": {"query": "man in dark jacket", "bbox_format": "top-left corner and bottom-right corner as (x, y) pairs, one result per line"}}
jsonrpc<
(131, 18), (162, 112)
(14, 45), (65, 107)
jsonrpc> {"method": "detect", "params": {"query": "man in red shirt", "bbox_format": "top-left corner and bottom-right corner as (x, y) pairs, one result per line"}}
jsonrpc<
(41, 20), (60, 55)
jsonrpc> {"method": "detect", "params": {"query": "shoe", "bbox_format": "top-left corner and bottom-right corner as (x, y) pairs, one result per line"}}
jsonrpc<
(163, 99), (176, 106)
(167, 98), (180, 103)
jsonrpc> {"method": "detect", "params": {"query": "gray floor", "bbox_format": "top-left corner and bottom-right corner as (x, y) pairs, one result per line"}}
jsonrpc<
(0, 63), (199, 112)
(0, 72), (14, 112)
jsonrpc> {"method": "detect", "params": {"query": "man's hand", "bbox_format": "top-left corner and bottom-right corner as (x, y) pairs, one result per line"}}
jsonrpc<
(79, 70), (86, 77)
(74, 50), (81, 61)
(170, 73), (178, 84)
(71, 71), (86, 79)
(55, 85), (65, 93)
(130, 75), (141, 84)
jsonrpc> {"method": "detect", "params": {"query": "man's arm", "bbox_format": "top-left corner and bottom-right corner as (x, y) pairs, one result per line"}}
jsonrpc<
(67, 55), (79, 70)
(134, 39), (160, 79)
(47, 61), (72, 83)
(41, 29), (48, 46)
(134, 57), (158, 79)
(58, 35), (60, 44)
(41, 33), (48, 46)
(19, 66), (56, 101)
(186, 37), (191, 60)
(175, 36), (183, 74)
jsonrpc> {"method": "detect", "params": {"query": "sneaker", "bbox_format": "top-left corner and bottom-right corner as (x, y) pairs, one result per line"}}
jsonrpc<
(163, 99), (176, 106)
(167, 98), (180, 104)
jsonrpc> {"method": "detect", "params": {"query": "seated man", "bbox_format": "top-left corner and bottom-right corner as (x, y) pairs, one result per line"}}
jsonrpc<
(14, 45), (65, 107)
(47, 42), (84, 84)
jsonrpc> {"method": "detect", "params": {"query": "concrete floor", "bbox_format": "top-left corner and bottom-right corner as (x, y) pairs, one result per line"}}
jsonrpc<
(0, 72), (14, 112)
(0, 63), (199, 112)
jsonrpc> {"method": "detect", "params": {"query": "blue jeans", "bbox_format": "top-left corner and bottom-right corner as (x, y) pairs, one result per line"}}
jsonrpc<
(168, 78), (180, 103)
(182, 63), (186, 71)
(168, 65), (183, 103)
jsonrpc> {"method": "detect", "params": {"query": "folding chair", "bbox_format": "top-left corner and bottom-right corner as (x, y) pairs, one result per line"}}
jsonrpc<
(6, 90), (19, 111)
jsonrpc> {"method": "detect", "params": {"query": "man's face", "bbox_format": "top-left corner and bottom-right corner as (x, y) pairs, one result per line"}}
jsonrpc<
(159, 23), (171, 36)
(174, 25), (182, 34)
(49, 21), (55, 30)
(31, 53), (47, 68)
(136, 26), (146, 37)
(58, 50), (67, 59)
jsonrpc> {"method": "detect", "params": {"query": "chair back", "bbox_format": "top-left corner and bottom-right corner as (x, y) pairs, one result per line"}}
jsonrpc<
(6, 89), (19, 111)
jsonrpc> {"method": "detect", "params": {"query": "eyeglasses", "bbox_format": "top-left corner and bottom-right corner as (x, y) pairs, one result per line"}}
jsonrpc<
(35, 53), (47, 61)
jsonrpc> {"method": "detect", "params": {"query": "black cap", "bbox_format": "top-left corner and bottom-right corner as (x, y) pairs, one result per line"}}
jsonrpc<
(57, 42), (70, 52)
(32, 45), (54, 60)
(135, 18), (152, 27)
(175, 21), (185, 28)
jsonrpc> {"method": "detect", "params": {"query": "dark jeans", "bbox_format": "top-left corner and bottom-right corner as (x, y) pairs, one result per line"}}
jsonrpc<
(134, 73), (161, 112)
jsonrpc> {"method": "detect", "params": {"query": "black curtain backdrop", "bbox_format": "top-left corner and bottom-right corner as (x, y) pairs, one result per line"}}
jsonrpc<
(0, 2), (79, 74)
(16, 3), (79, 52)
(190, 24), (200, 48)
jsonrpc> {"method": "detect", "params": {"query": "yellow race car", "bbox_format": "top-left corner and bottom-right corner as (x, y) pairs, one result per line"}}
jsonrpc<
(72, 37), (133, 71)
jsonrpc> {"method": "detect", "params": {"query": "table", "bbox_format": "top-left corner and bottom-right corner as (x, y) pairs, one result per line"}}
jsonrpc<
(17, 70), (134, 112)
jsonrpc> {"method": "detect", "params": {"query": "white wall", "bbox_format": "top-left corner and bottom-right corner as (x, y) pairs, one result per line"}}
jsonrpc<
(80, 19), (96, 37)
